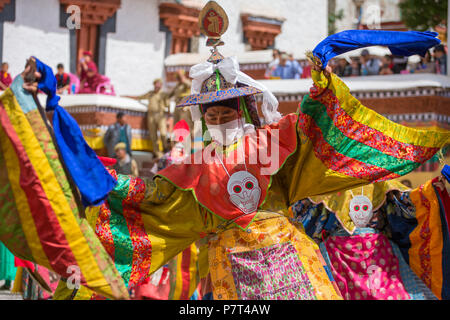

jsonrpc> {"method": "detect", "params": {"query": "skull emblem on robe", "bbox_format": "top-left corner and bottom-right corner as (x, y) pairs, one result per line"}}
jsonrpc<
(349, 195), (373, 228)
(227, 171), (261, 214)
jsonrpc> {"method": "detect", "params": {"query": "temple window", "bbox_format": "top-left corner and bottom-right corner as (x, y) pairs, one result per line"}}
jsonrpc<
(241, 14), (283, 51)
(159, 2), (200, 54)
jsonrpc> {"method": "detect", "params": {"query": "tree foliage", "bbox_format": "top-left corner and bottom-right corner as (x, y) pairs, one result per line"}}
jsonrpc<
(399, 0), (448, 31)
(329, 9), (344, 35)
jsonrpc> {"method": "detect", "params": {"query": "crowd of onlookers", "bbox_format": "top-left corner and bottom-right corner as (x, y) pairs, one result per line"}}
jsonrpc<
(331, 44), (447, 77)
(265, 44), (447, 79)
(265, 49), (309, 79)
(0, 45), (447, 95)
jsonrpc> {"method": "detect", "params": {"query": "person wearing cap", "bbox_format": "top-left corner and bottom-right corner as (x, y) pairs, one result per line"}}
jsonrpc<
(128, 78), (170, 157)
(61, 4), (448, 301)
(271, 52), (297, 79)
(112, 142), (138, 177)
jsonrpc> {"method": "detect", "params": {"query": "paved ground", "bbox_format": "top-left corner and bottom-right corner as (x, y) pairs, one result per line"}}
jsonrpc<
(0, 290), (22, 300)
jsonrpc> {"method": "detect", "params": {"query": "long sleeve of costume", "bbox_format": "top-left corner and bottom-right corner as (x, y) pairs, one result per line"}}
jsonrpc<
(88, 170), (212, 292)
(281, 69), (449, 204)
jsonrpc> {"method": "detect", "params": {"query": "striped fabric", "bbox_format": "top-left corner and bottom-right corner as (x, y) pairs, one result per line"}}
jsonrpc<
(298, 70), (449, 184)
(0, 76), (128, 300)
(168, 243), (199, 300)
(89, 170), (152, 298)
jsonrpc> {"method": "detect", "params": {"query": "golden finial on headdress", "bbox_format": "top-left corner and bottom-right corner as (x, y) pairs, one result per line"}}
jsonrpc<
(199, 1), (229, 62)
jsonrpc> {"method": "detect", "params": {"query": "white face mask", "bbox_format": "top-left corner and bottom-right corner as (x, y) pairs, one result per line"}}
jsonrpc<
(206, 118), (245, 146)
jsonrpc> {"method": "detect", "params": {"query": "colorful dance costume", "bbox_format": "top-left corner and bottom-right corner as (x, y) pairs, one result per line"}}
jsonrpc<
(292, 178), (450, 300)
(0, 2), (448, 300)
(60, 2), (448, 300)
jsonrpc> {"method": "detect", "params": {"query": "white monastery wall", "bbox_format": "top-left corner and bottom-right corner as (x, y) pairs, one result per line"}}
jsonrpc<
(105, 0), (167, 96)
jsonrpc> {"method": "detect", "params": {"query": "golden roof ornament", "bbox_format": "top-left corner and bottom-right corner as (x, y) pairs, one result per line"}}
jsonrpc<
(198, 1), (229, 62)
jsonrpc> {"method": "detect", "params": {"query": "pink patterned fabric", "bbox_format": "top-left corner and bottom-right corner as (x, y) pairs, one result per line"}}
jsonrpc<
(229, 242), (316, 300)
(325, 233), (410, 300)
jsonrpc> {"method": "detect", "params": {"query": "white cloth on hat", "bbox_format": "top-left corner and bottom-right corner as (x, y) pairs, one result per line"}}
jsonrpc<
(189, 56), (281, 124)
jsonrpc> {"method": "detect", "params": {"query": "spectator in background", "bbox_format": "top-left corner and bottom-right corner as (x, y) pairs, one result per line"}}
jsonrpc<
(55, 63), (71, 94)
(328, 58), (338, 74)
(104, 112), (132, 158)
(78, 51), (98, 86)
(128, 79), (170, 157)
(272, 52), (296, 79)
(113, 142), (139, 177)
(0, 62), (12, 91)
(360, 49), (381, 75)
(414, 50), (435, 74)
(392, 55), (408, 74)
(348, 57), (361, 77)
(335, 58), (352, 77)
(379, 55), (394, 75)
(288, 54), (303, 79)
(265, 49), (280, 78)
(400, 179), (413, 188)
(434, 45), (447, 75)
(300, 63), (312, 79)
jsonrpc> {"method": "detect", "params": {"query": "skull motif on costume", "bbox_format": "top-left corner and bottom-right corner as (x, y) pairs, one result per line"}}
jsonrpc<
(227, 171), (261, 214)
(349, 195), (373, 228)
